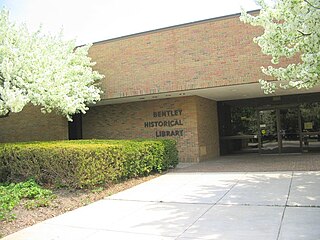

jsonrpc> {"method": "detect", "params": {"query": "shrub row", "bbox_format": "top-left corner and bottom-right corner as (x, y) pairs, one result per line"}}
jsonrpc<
(0, 139), (178, 188)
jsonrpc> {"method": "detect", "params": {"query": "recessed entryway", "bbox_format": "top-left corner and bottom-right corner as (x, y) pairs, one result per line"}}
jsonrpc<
(218, 93), (320, 155)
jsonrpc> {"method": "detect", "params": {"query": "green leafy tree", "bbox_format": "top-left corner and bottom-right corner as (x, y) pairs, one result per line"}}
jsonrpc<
(0, 10), (104, 120)
(240, 0), (320, 94)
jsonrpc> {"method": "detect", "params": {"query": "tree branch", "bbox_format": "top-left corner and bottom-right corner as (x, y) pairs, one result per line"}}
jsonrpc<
(0, 73), (4, 83)
(297, 30), (313, 36)
(304, 0), (320, 9)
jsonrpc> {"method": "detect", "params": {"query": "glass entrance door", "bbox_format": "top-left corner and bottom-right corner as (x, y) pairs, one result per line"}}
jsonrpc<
(259, 109), (279, 154)
(259, 107), (302, 154)
(279, 108), (302, 153)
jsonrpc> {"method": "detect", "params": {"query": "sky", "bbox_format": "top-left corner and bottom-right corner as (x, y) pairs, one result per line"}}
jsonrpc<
(0, 0), (260, 45)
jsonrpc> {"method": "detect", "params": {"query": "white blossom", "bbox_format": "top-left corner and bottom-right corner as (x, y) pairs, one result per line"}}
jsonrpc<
(240, 0), (320, 94)
(0, 10), (104, 120)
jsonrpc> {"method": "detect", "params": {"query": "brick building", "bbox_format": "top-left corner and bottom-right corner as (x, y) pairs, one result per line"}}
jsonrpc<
(1, 11), (320, 162)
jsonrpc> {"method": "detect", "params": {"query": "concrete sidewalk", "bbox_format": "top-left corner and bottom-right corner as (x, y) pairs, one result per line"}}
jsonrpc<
(3, 169), (320, 240)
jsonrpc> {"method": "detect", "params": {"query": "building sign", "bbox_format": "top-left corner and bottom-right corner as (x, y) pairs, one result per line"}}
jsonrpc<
(304, 122), (313, 130)
(144, 109), (184, 137)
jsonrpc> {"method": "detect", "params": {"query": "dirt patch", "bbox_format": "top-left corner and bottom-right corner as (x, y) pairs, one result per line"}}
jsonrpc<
(0, 174), (160, 238)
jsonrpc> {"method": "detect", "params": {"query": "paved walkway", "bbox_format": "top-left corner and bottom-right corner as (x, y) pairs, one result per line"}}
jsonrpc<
(173, 153), (320, 172)
(3, 155), (320, 240)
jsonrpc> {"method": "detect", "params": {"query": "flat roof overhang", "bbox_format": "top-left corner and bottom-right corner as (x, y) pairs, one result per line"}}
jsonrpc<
(93, 82), (320, 106)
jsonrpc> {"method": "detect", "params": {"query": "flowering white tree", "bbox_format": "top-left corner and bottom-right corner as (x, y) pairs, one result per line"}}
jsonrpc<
(240, 0), (320, 94)
(0, 10), (103, 120)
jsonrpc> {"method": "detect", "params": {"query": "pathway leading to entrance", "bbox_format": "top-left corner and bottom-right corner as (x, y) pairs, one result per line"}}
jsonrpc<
(3, 155), (320, 240)
(174, 153), (320, 173)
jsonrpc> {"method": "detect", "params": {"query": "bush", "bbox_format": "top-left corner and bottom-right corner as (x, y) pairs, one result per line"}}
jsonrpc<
(0, 139), (178, 188)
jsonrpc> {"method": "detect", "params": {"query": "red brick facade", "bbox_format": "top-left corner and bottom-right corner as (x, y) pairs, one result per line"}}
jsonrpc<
(0, 106), (68, 143)
(82, 96), (218, 162)
(90, 12), (272, 100)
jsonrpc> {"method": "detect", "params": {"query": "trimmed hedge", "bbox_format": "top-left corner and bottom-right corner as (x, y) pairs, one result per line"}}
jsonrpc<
(0, 139), (178, 188)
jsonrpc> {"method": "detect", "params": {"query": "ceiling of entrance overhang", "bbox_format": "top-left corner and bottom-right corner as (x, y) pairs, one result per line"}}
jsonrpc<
(196, 83), (320, 101)
(94, 83), (320, 106)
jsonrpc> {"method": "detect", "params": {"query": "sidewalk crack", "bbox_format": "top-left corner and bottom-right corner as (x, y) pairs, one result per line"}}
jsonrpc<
(276, 171), (294, 240)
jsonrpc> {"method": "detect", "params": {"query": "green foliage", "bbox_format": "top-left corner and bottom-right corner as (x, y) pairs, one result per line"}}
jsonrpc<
(0, 139), (178, 189)
(0, 179), (54, 221)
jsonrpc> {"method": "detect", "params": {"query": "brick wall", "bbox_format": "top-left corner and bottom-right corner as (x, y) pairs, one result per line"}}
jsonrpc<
(0, 105), (68, 142)
(83, 96), (204, 162)
(82, 96), (220, 162)
(196, 97), (220, 161)
(89, 12), (293, 100)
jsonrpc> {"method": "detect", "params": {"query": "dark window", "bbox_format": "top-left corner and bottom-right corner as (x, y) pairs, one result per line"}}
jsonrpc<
(68, 113), (83, 140)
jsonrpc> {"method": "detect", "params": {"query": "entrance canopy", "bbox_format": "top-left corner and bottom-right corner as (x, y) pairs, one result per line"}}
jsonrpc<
(94, 82), (320, 106)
